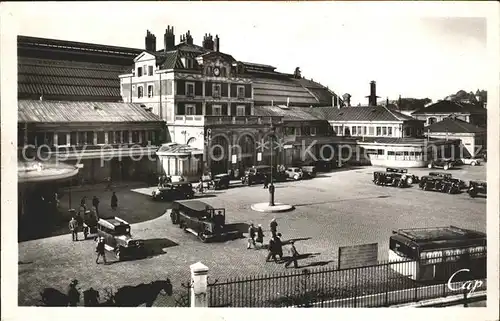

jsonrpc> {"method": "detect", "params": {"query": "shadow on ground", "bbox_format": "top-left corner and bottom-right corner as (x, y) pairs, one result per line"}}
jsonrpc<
(142, 238), (179, 257)
(294, 195), (390, 207)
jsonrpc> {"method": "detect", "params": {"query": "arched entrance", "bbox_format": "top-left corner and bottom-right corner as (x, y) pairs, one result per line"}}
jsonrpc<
(209, 135), (229, 175)
(237, 134), (255, 171)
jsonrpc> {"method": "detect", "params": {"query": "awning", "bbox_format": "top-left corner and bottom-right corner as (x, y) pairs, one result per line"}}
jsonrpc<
(156, 143), (204, 156)
(40, 146), (158, 161)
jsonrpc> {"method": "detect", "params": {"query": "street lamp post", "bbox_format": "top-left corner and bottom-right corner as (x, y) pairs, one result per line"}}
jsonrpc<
(269, 126), (275, 207)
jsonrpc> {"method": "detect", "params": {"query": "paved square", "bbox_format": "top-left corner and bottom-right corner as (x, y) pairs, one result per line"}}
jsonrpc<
(18, 165), (486, 306)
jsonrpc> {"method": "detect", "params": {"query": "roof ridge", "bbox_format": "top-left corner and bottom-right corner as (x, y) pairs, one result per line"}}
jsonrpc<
(381, 105), (404, 121)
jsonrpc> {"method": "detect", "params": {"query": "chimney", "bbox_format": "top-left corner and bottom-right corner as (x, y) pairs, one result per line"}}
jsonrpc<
(398, 95), (402, 110)
(342, 93), (351, 107)
(366, 81), (380, 106)
(202, 33), (214, 50)
(145, 30), (157, 52)
(164, 25), (175, 52)
(184, 30), (193, 45)
(214, 35), (220, 52)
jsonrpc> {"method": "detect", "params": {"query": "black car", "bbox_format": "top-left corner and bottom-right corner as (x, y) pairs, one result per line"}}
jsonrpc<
(468, 180), (487, 198)
(373, 169), (411, 188)
(419, 176), (460, 194)
(241, 165), (287, 186)
(152, 182), (194, 201)
(213, 173), (231, 190)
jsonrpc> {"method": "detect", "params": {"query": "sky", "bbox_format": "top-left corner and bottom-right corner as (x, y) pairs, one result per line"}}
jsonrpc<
(7, 2), (490, 105)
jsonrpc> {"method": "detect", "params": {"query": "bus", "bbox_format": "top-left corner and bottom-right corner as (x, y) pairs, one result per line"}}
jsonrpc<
(388, 226), (486, 281)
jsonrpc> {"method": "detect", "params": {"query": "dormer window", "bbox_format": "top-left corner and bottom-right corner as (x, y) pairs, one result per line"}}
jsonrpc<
(137, 67), (143, 77)
(213, 84), (221, 98)
(237, 85), (245, 99)
(186, 82), (195, 97)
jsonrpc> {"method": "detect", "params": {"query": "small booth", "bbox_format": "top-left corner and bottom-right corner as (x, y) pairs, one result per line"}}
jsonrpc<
(156, 143), (204, 182)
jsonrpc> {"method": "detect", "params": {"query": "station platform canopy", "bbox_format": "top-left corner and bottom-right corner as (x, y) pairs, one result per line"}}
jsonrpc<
(156, 143), (204, 157)
(18, 159), (79, 183)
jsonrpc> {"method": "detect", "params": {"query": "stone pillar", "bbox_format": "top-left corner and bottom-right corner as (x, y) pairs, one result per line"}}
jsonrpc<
(53, 132), (58, 146)
(190, 262), (209, 308)
(105, 132), (109, 145)
(93, 131), (98, 145)
(66, 133), (71, 146)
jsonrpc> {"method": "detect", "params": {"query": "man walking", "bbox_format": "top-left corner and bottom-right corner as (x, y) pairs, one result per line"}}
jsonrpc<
(275, 233), (284, 261)
(270, 218), (278, 238)
(285, 241), (300, 269)
(69, 217), (78, 241)
(111, 192), (118, 211)
(96, 237), (107, 264)
(67, 280), (80, 307)
(92, 196), (100, 216)
(266, 236), (278, 263)
(247, 223), (256, 249)
(263, 174), (269, 189)
(255, 224), (265, 248)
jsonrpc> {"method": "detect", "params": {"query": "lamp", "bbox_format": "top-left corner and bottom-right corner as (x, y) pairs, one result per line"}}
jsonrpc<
(269, 125), (276, 206)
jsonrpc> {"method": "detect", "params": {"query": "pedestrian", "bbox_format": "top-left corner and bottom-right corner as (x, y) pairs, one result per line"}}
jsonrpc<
(255, 224), (264, 248)
(276, 233), (284, 260)
(92, 196), (100, 216)
(247, 223), (256, 249)
(80, 196), (87, 212)
(111, 192), (118, 211)
(67, 280), (80, 307)
(270, 218), (278, 238)
(285, 241), (300, 269)
(265, 236), (279, 263)
(69, 217), (78, 241)
(96, 237), (107, 264)
(83, 287), (100, 307)
(263, 174), (269, 189)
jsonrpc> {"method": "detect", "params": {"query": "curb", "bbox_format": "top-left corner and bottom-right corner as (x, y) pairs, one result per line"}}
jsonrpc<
(251, 203), (295, 213)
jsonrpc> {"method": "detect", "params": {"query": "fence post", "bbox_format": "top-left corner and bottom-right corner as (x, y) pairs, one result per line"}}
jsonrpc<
(190, 262), (209, 308)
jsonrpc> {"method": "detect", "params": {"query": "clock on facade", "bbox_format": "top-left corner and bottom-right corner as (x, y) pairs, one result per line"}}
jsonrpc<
(213, 67), (220, 76)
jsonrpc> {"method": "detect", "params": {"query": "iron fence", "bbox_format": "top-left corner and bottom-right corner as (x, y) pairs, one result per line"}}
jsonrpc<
(208, 255), (486, 307)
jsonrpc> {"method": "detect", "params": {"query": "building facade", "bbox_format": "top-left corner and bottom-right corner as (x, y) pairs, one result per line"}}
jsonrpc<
(411, 100), (487, 127)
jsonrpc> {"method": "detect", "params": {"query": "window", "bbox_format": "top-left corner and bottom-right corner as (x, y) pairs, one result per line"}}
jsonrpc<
(296, 128), (302, 136)
(140, 130), (146, 144)
(138, 86), (144, 98)
(77, 132), (86, 145)
(376, 127), (382, 136)
(57, 133), (68, 146)
(388, 151), (395, 156)
(212, 105), (222, 116)
(132, 131), (139, 143)
(148, 65), (154, 76)
(388, 127), (393, 136)
(405, 127), (411, 136)
(363, 126), (368, 135)
(382, 127), (387, 136)
(147, 84), (154, 98)
(206, 66), (213, 76)
(352, 126), (357, 135)
(213, 84), (221, 98)
(123, 131), (130, 143)
(357, 126), (362, 135)
(137, 67), (143, 77)
(221, 67), (226, 77)
(70, 132), (77, 146)
(186, 105), (195, 115)
(310, 127), (317, 136)
(86, 131), (94, 145)
(368, 127), (374, 135)
(115, 131), (122, 144)
(303, 127), (311, 136)
(237, 85), (245, 98)
(236, 105), (246, 116)
(186, 82), (195, 97)
(108, 131), (115, 144)
(96, 132), (105, 144)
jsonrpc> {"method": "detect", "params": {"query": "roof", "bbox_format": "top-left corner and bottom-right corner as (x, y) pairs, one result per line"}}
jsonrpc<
(18, 100), (163, 123)
(174, 200), (213, 212)
(307, 106), (415, 122)
(18, 57), (130, 101)
(424, 117), (486, 134)
(356, 137), (460, 145)
(394, 226), (485, 242)
(253, 106), (321, 121)
(412, 100), (486, 115)
(156, 143), (203, 156)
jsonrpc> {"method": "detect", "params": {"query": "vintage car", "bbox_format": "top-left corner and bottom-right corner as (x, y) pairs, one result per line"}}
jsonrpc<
(300, 165), (317, 179)
(241, 165), (287, 186)
(386, 167), (419, 184)
(427, 158), (459, 170)
(460, 156), (482, 166)
(418, 176), (461, 194)
(373, 168), (411, 188)
(213, 173), (231, 190)
(285, 167), (303, 180)
(169, 200), (243, 242)
(422, 172), (467, 190)
(152, 182), (194, 201)
(468, 180), (487, 198)
(96, 217), (146, 261)
(82, 214), (99, 239)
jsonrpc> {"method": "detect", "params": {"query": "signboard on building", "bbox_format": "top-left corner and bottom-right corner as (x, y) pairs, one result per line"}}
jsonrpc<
(231, 154), (237, 164)
(337, 243), (378, 269)
(257, 152), (262, 161)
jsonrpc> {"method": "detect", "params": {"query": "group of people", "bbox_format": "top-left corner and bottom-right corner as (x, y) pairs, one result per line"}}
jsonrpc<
(247, 218), (300, 269)
(68, 192), (118, 242)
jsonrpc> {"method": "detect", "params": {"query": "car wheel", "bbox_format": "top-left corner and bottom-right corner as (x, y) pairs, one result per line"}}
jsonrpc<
(115, 249), (121, 261)
(471, 161), (477, 166)
(198, 232), (208, 243)
(469, 189), (477, 198)
(443, 164), (449, 170)
(428, 163), (433, 169)
(294, 174), (300, 181)
(406, 177), (413, 185)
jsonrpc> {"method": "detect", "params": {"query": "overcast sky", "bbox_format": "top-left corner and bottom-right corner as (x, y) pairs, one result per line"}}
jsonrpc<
(8, 2), (490, 105)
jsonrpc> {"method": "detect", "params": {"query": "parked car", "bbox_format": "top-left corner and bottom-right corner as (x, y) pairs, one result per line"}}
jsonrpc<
(285, 167), (303, 180)
(373, 168), (411, 188)
(386, 167), (419, 184)
(418, 176), (460, 194)
(169, 200), (243, 242)
(152, 182), (194, 201)
(241, 165), (287, 186)
(300, 165), (317, 179)
(428, 158), (459, 170)
(213, 173), (231, 190)
(96, 217), (146, 261)
(468, 180), (487, 198)
(460, 156), (482, 166)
